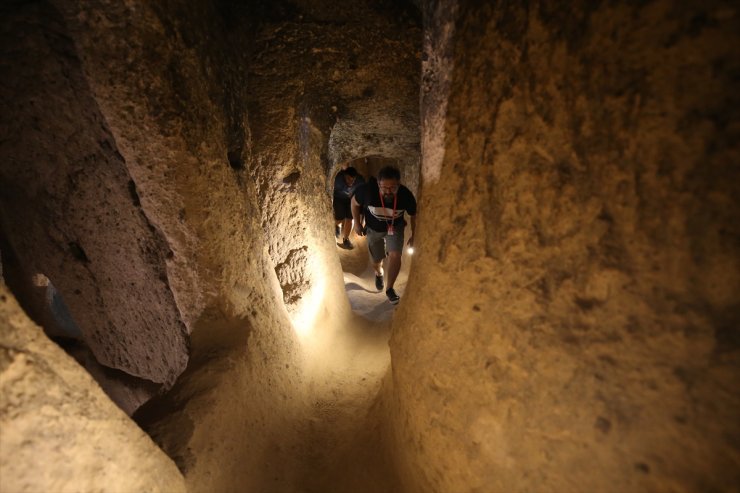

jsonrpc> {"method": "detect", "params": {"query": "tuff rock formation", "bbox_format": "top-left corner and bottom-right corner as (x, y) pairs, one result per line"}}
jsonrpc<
(1, 0), (738, 492)
(0, 285), (185, 492)
(386, 1), (740, 492)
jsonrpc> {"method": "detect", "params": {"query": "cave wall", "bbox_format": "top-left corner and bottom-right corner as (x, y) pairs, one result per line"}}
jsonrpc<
(0, 0), (306, 407)
(0, 0), (316, 488)
(0, 285), (186, 492)
(388, 1), (740, 492)
(0, 1), (188, 396)
(51, 0), (266, 324)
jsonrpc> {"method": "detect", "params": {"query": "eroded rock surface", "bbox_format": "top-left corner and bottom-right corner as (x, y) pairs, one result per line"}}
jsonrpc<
(0, 286), (186, 492)
(275, 246), (311, 306)
(0, 1), (188, 389)
(4, 0), (737, 492)
(387, 1), (740, 492)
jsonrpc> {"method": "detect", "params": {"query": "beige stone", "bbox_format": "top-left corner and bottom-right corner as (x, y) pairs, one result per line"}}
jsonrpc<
(1, 0), (738, 492)
(0, 285), (185, 493)
(387, 1), (740, 492)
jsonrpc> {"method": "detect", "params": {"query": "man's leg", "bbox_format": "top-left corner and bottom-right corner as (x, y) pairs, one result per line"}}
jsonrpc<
(372, 257), (384, 290)
(385, 250), (402, 290)
(366, 228), (386, 290)
(333, 198), (344, 237)
(383, 229), (405, 304)
(341, 218), (352, 240)
(336, 199), (354, 248)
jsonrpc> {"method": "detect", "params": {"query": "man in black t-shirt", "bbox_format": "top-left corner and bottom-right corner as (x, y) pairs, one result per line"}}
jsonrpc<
(351, 166), (416, 305)
(333, 166), (364, 249)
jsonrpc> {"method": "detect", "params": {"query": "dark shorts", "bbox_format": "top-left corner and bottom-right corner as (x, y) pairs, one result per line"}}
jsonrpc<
(366, 226), (404, 263)
(333, 197), (352, 220)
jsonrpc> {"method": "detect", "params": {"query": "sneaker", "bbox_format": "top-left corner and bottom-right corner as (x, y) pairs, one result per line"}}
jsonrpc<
(386, 288), (400, 305)
(338, 238), (354, 250)
(375, 274), (384, 291)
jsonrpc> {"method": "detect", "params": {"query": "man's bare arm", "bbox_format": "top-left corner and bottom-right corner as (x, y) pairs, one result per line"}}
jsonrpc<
(407, 214), (416, 247)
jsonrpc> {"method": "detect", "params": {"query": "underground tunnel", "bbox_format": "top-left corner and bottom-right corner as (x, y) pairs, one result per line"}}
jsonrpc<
(1, 1), (739, 492)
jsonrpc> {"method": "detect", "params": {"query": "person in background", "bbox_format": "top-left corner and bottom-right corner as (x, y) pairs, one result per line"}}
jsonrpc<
(351, 166), (416, 305)
(333, 166), (364, 249)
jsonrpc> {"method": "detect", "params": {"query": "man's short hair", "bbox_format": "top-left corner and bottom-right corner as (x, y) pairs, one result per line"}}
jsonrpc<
(345, 166), (358, 177)
(378, 166), (401, 181)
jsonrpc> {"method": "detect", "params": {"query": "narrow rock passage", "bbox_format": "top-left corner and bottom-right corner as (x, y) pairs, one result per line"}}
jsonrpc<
(138, 229), (408, 493)
(3, 2), (737, 492)
(295, 314), (396, 493)
(292, 230), (413, 492)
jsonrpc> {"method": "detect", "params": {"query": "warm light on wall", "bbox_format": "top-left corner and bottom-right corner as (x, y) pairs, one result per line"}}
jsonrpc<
(290, 252), (327, 337)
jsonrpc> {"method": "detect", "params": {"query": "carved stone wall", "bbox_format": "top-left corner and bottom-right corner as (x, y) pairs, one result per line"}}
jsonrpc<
(387, 1), (740, 492)
(0, 286), (186, 492)
(0, 1), (188, 393)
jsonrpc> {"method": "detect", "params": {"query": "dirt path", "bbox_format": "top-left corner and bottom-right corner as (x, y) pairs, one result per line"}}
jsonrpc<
(138, 230), (410, 492)
(336, 234), (413, 322)
(292, 232), (412, 492)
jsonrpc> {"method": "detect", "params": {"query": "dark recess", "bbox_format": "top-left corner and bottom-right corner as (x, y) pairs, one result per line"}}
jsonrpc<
(68, 242), (89, 263)
(228, 150), (245, 170)
(128, 179), (141, 206)
(283, 171), (301, 184)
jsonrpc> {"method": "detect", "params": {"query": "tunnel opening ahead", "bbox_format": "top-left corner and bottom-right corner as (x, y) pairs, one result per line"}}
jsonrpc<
(330, 155), (419, 322)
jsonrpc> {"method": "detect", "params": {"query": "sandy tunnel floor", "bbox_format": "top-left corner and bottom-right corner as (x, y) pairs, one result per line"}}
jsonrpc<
(141, 229), (411, 493)
(291, 230), (413, 492)
(335, 231), (414, 323)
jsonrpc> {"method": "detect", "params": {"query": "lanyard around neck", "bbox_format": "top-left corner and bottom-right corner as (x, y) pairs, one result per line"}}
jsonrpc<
(378, 186), (397, 226)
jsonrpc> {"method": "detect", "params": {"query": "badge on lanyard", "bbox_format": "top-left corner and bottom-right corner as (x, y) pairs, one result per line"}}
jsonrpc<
(379, 185), (398, 237)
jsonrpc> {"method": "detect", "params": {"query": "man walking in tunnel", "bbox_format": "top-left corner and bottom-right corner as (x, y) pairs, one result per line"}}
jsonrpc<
(351, 166), (416, 305)
(333, 166), (364, 250)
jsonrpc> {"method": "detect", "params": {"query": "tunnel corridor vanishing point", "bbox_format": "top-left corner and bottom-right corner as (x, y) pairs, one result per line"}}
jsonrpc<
(1, 1), (740, 493)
